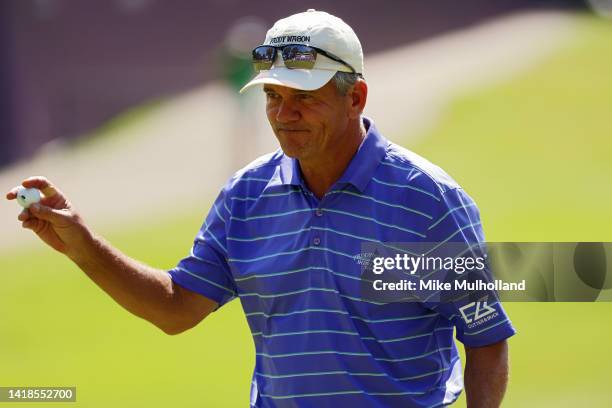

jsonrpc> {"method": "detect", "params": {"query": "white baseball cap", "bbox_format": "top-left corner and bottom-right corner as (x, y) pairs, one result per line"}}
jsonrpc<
(239, 9), (364, 93)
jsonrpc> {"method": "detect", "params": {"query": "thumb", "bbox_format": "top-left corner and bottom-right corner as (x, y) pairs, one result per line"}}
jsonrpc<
(29, 203), (66, 223)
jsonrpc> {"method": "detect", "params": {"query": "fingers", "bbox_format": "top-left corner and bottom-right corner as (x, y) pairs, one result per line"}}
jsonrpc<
(28, 203), (66, 224)
(17, 209), (30, 222)
(21, 176), (62, 199)
(6, 189), (16, 200)
(6, 176), (67, 209)
(21, 218), (41, 231)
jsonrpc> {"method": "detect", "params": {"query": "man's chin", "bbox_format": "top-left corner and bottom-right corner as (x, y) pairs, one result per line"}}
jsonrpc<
(278, 142), (307, 160)
(279, 147), (301, 159)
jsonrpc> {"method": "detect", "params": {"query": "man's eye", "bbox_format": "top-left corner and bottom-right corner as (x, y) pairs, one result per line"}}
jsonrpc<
(297, 94), (314, 101)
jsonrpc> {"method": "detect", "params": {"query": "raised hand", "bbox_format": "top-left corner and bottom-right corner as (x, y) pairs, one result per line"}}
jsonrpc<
(6, 176), (92, 256)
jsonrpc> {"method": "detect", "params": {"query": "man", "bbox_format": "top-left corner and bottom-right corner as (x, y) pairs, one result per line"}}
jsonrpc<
(7, 9), (514, 408)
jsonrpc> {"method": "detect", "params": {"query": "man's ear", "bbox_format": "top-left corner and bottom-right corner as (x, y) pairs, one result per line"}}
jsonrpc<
(348, 79), (368, 120)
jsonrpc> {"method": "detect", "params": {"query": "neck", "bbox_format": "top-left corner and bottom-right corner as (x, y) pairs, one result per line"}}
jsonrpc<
(299, 119), (366, 199)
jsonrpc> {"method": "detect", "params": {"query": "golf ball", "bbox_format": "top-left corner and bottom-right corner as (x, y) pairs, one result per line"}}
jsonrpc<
(16, 187), (41, 209)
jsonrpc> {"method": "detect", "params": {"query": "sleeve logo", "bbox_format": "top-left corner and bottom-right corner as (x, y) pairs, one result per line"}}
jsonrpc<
(459, 301), (497, 325)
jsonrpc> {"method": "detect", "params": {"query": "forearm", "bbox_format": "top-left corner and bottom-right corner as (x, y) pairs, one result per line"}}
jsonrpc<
(67, 229), (179, 332)
(6, 176), (207, 334)
(464, 341), (509, 408)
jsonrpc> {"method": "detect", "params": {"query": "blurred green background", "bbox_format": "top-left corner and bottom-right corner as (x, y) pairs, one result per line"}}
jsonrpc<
(1, 15), (611, 408)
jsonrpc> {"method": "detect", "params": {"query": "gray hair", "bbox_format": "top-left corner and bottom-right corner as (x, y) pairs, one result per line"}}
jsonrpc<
(332, 71), (362, 95)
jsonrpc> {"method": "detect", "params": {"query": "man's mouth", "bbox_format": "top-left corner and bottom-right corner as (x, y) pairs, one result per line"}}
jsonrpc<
(277, 128), (309, 133)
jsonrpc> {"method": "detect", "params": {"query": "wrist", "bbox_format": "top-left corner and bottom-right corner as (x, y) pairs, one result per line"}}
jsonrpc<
(65, 224), (97, 265)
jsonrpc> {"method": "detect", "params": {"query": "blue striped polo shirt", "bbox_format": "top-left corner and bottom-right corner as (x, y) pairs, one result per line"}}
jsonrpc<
(168, 117), (516, 407)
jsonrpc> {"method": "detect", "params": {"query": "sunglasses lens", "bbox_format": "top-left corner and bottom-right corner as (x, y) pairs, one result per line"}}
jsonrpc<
(252, 46), (276, 71)
(282, 45), (316, 69)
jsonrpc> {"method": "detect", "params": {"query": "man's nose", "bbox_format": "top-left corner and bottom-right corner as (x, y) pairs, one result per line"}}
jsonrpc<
(275, 99), (300, 123)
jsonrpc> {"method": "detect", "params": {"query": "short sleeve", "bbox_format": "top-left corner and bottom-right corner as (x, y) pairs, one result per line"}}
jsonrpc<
(167, 186), (237, 308)
(426, 187), (516, 347)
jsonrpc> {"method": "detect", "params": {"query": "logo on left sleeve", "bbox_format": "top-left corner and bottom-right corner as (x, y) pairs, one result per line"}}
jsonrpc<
(459, 301), (498, 328)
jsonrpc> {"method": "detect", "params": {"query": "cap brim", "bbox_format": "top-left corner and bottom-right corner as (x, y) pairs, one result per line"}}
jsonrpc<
(239, 67), (336, 93)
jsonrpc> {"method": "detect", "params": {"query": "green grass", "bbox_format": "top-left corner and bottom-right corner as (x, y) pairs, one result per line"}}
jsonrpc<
(1, 13), (612, 408)
(0, 210), (253, 407)
(410, 15), (612, 242)
(407, 15), (612, 407)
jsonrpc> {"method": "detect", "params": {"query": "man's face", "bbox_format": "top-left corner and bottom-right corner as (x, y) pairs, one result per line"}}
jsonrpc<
(264, 79), (351, 161)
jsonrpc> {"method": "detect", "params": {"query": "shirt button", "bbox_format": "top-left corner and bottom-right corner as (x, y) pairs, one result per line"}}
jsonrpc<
(315, 209), (323, 217)
(313, 237), (321, 246)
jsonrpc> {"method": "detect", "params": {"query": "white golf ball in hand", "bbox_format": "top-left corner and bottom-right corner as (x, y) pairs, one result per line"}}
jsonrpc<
(16, 187), (41, 209)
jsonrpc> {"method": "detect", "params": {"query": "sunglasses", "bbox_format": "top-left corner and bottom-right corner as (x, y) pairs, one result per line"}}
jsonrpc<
(252, 44), (356, 74)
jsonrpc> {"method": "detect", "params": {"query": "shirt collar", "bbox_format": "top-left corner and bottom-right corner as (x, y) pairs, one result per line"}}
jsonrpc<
(336, 117), (388, 192)
(278, 150), (302, 187)
(277, 116), (389, 192)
